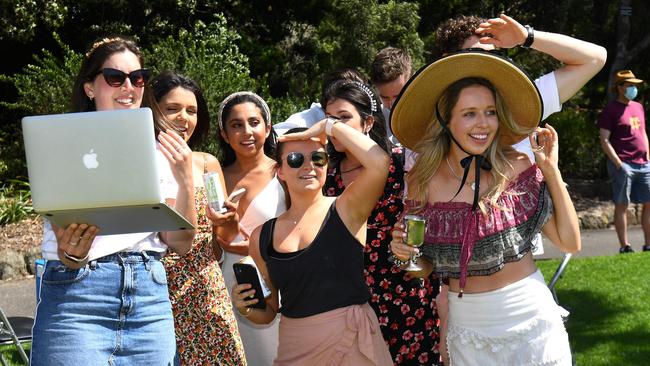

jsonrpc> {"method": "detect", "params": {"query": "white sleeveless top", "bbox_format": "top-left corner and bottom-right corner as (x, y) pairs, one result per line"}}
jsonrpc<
(221, 176), (287, 366)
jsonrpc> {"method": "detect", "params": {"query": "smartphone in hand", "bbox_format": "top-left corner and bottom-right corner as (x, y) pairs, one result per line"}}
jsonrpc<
(233, 256), (270, 310)
(226, 188), (246, 205)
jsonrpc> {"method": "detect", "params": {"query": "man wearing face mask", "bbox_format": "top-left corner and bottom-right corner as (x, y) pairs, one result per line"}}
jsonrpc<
(598, 70), (650, 253)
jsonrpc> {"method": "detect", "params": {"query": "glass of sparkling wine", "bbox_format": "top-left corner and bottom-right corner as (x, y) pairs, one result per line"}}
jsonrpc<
(403, 214), (426, 271)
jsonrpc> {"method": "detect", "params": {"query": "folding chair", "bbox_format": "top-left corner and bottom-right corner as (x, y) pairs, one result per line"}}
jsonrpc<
(547, 253), (573, 305)
(0, 307), (32, 365)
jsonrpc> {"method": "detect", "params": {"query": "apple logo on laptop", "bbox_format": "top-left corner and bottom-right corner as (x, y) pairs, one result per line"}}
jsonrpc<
(82, 149), (99, 169)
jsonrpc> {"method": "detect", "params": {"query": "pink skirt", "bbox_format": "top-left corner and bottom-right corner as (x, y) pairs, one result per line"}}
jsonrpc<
(274, 303), (393, 366)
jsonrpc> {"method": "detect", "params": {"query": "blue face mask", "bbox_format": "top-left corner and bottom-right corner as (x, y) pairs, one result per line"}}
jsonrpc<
(624, 86), (638, 100)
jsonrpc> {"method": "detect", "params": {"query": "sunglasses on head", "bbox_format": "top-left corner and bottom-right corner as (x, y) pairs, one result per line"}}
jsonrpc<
(285, 151), (329, 169)
(95, 68), (150, 88)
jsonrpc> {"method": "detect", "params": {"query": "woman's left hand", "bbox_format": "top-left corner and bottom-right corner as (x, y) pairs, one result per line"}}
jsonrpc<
(530, 124), (559, 173)
(206, 199), (239, 226)
(276, 118), (329, 145)
(158, 130), (193, 186)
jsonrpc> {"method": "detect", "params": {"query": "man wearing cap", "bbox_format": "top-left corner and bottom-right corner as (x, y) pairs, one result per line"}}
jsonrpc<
(598, 70), (650, 253)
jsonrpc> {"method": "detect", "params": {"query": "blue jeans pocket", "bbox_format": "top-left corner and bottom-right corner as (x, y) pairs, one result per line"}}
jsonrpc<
(151, 261), (168, 285)
(42, 263), (91, 285)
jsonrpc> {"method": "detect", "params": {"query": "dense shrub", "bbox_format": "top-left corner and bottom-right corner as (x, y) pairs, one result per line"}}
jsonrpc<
(0, 33), (82, 182)
(547, 107), (605, 179)
(0, 16), (307, 182)
(0, 180), (34, 225)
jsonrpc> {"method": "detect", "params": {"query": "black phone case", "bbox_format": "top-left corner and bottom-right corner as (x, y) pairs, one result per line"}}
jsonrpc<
(232, 263), (267, 310)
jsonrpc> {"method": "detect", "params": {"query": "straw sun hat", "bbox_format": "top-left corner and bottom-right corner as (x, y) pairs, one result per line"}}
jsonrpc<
(390, 50), (543, 150)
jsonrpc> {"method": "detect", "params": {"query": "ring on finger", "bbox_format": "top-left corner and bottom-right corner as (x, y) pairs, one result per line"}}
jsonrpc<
(69, 241), (79, 246)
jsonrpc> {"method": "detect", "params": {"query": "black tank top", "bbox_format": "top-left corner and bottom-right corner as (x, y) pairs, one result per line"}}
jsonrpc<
(259, 200), (370, 318)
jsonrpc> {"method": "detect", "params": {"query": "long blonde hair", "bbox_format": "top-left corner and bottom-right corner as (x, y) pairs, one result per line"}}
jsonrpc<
(407, 77), (533, 213)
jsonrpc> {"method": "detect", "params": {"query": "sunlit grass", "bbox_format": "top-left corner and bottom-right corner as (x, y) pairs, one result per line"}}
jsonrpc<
(537, 253), (650, 365)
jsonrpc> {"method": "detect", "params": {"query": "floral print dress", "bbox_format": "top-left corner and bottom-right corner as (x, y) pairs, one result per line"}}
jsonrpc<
(323, 148), (442, 365)
(163, 187), (247, 365)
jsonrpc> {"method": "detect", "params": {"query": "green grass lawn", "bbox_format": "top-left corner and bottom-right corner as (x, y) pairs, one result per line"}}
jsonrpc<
(0, 343), (30, 366)
(537, 252), (650, 366)
(1, 254), (647, 365)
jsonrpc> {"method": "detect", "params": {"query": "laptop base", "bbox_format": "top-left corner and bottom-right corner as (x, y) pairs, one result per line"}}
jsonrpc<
(40, 204), (194, 236)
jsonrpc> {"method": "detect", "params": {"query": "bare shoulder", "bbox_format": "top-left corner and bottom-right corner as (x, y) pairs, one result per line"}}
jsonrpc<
(191, 151), (222, 172)
(249, 224), (263, 253)
(505, 151), (534, 178)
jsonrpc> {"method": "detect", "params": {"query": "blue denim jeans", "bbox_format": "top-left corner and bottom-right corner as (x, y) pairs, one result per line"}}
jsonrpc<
(31, 252), (176, 366)
(606, 160), (650, 204)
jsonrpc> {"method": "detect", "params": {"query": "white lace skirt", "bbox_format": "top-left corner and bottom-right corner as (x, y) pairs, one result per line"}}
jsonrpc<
(447, 270), (572, 366)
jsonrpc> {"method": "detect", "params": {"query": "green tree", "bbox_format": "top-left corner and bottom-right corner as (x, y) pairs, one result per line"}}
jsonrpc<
(269, 0), (424, 101)
(146, 16), (256, 154)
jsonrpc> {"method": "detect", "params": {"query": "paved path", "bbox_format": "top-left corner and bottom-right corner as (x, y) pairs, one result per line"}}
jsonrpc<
(0, 226), (645, 318)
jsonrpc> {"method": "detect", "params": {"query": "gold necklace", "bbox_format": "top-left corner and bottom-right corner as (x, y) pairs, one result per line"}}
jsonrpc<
(445, 156), (476, 191)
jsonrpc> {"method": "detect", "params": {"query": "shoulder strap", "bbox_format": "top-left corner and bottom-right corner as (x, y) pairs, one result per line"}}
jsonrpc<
(202, 153), (208, 173)
(258, 218), (277, 261)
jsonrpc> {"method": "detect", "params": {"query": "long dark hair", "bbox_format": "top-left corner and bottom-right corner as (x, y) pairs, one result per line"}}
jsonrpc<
(72, 37), (144, 112)
(146, 71), (210, 148)
(217, 93), (277, 167)
(320, 80), (390, 164)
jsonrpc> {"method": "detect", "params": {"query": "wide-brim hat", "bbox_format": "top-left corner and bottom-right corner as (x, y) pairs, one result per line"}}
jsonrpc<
(615, 70), (643, 85)
(390, 50), (542, 149)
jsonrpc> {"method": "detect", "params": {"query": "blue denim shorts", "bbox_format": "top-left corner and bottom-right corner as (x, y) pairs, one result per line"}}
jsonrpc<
(606, 160), (650, 204)
(31, 251), (176, 366)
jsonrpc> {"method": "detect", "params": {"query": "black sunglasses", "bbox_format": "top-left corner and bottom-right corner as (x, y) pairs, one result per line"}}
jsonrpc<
(95, 68), (150, 88)
(285, 151), (329, 169)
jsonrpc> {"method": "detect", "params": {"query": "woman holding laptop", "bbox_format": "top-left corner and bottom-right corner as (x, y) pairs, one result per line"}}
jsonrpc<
(31, 37), (197, 365)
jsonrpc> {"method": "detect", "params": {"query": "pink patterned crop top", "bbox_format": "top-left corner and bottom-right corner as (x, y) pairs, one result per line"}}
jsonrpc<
(413, 164), (552, 293)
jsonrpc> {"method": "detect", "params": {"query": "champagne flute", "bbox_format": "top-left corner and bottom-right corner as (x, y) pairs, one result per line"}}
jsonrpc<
(402, 214), (426, 271)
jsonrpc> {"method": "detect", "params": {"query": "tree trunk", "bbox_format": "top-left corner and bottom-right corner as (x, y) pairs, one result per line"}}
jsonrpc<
(607, 0), (632, 100)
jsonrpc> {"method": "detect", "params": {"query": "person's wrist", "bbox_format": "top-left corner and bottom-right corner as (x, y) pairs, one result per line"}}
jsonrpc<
(61, 250), (89, 268)
(520, 25), (534, 48)
(237, 306), (252, 317)
(325, 116), (339, 136)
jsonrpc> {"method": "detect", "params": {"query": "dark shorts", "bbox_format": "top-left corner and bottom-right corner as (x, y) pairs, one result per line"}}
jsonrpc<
(606, 160), (650, 204)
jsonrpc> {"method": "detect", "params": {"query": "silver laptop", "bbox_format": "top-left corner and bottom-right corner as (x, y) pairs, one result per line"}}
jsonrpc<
(22, 108), (194, 235)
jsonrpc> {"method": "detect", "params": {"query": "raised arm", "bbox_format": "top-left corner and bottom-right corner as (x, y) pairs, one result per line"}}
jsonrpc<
(476, 13), (607, 103)
(278, 118), (390, 225)
(198, 153), (243, 260)
(328, 119), (390, 222)
(158, 130), (197, 255)
(532, 125), (581, 253)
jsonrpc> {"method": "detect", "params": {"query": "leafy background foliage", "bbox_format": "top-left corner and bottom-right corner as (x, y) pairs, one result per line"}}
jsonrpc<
(0, 0), (648, 221)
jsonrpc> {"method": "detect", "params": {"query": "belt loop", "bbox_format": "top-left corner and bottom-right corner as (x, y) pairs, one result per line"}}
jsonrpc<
(141, 251), (151, 271)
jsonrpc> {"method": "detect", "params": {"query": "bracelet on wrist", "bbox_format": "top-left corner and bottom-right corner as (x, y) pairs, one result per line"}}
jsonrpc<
(520, 25), (534, 48)
(63, 250), (89, 264)
(325, 117), (339, 136)
(238, 306), (252, 317)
